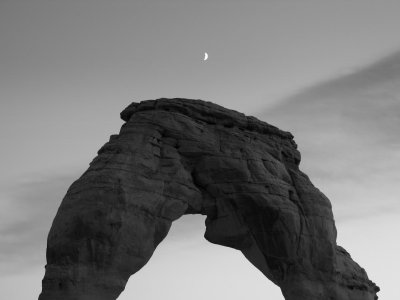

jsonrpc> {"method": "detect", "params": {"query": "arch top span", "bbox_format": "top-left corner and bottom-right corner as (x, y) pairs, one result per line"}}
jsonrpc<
(39, 98), (379, 300)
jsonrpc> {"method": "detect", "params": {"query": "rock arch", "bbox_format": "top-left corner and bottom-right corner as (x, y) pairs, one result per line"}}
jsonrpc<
(39, 99), (379, 300)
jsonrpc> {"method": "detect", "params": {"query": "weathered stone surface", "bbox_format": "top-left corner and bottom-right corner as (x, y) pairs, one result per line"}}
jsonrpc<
(39, 98), (379, 300)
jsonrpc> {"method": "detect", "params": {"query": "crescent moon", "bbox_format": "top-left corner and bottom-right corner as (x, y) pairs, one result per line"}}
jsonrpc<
(204, 52), (208, 61)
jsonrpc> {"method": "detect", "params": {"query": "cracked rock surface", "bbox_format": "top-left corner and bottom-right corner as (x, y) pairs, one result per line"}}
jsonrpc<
(39, 98), (379, 300)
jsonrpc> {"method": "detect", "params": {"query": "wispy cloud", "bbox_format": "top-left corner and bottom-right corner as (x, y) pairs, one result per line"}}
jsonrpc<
(258, 50), (400, 221)
(3, 50), (400, 283)
(0, 174), (75, 275)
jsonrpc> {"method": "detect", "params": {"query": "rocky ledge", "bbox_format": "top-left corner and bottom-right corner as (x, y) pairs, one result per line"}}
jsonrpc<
(39, 98), (379, 300)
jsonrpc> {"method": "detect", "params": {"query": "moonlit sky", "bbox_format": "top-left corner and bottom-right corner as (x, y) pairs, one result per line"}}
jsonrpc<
(1, 1), (400, 299)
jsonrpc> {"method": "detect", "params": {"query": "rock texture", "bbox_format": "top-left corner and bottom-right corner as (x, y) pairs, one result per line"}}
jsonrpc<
(39, 98), (379, 300)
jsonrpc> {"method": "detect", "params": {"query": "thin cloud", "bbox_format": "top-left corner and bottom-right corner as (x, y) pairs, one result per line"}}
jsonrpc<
(0, 174), (75, 276)
(258, 50), (400, 221)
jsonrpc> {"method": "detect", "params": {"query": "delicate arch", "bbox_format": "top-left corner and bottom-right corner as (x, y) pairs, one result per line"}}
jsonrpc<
(39, 99), (378, 300)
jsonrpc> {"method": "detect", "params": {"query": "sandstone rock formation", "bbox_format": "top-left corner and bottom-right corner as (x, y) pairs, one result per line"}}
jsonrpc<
(39, 98), (379, 300)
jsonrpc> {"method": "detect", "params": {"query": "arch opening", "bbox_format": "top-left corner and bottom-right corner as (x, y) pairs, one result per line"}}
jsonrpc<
(117, 215), (284, 300)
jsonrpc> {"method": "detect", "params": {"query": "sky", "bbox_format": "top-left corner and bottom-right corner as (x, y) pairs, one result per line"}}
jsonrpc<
(1, 0), (400, 299)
